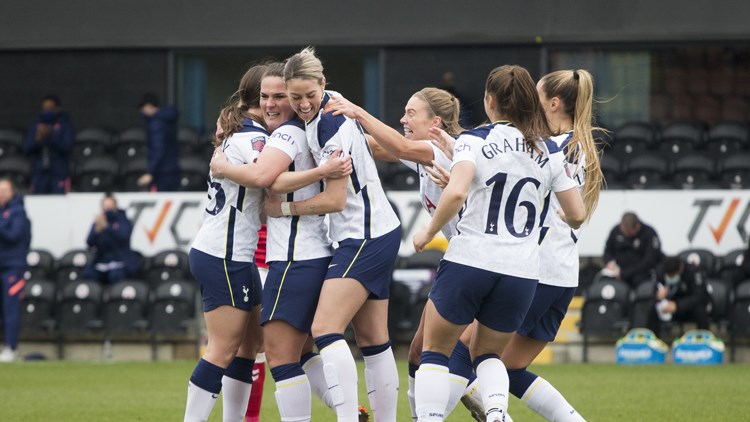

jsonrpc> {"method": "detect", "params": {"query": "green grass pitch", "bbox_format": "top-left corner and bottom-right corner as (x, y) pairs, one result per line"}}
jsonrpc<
(0, 360), (747, 421)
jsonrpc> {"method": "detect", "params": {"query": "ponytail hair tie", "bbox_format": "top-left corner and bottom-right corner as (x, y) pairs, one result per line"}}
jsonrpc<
(573, 70), (580, 81)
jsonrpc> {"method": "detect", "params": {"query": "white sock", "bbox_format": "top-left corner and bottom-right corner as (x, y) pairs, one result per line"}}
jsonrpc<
(444, 374), (469, 416)
(319, 339), (359, 422)
(275, 374), (312, 422)
(415, 363), (450, 421)
(302, 354), (335, 409)
(523, 377), (585, 422)
(220, 376), (252, 422)
(407, 375), (417, 421)
(460, 378), (485, 419)
(184, 381), (219, 422)
(475, 357), (509, 422)
(363, 346), (399, 421)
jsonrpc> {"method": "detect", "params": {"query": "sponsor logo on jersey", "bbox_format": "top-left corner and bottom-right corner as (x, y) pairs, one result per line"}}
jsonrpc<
(272, 132), (295, 144)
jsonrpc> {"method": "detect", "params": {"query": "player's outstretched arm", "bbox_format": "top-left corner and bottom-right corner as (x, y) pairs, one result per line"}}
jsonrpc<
(414, 161), (474, 252)
(327, 96), (434, 166)
(265, 175), (348, 217)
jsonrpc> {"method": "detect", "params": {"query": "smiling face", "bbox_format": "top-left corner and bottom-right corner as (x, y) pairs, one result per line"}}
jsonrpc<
(400, 95), (439, 140)
(286, 77), (325, 122)
(260, 76), (295, 132)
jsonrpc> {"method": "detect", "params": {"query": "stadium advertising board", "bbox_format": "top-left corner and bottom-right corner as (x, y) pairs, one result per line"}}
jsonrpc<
(25, 190), (750, 258)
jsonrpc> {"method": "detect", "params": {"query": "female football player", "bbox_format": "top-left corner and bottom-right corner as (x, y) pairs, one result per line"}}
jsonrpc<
(210, 62), (352, 421)
(183, 64), (269, 422)
(412, 65), (586, 422)
(264, 47), (402, 422)
(325, 90), (480, 418)
(497, 69), (601, 422)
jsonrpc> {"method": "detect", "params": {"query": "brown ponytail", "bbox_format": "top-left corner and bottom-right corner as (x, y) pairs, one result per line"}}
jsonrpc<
(214, 64), (269, 147)
(485, 65), (552, 151)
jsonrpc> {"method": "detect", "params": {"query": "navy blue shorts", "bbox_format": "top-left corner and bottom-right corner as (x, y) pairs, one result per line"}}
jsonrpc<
(429, 260), (538, 333)
(260, 257), (331, 333)
(189, 248), (261, 312)
(325, 226), (401, 300)
(517, 283), (576, 342)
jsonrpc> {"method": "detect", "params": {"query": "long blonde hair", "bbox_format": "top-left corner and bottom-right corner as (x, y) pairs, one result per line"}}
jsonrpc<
(540, 69), (603, 221)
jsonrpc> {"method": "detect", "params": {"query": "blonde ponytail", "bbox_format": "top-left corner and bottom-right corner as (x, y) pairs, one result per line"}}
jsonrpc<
(571, 70), (603, 222)
(540, 69), (603, 221)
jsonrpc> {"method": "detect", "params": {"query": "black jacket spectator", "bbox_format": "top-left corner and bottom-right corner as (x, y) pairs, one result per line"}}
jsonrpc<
(146, 107), (180, 192)
(0, 178), (31, 359)
(82, 200), (139, 284)
(604, 213), (664, 287)
(23, 98), (75, 194)
(647, 257), (710, 338)
(0, 191), (31, 268)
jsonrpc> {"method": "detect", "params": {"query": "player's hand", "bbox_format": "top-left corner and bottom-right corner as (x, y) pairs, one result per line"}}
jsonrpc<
(425, 160), (450, 189)
(264, 191), (283, 218)
(137, 173), (153, 187)
(413, 227), (435, 253)
(324, 96), (360, 119)
(429, 127), (456, 160)
(209, 148), (228, 178)
(321, 148), (352, 179)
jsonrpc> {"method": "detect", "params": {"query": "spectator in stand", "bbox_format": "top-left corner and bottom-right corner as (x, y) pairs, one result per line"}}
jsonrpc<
(22, 95), (75, 194)
(647, 256), (710, 339)
(82, 193), (139, 284)
(137, 93), (180, 192)
(0, 178), (31, 362)
(603, 212), (664, 287)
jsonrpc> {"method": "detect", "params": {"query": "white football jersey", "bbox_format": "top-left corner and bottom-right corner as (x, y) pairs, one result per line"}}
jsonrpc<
(265, 118), (334, 262)
(306, 92), (401, 242)
(539, 131), (586, 288)
(443, 122), (577, 279)
(400, 141), (459, 240)
(192, 119), (268, 262)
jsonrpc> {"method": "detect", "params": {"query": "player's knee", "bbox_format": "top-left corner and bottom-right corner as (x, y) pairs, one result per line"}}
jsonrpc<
(311, 319), (337, 338)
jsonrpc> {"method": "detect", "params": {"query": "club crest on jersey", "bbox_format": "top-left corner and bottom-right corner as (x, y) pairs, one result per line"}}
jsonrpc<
(322, 146), (343, 158)
(251, 136), (266, 152)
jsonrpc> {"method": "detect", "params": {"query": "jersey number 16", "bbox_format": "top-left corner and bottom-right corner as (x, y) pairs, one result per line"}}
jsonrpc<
(485, 172), (541, 238)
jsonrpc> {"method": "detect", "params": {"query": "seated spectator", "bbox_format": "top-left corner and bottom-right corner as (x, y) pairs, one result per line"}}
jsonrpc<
(0, 178), (31, 362)
(647, 256), (710, 339)
(22, 95), (75, 194)
(603, 212), (664, 287)
(82, 193), (139, 283)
